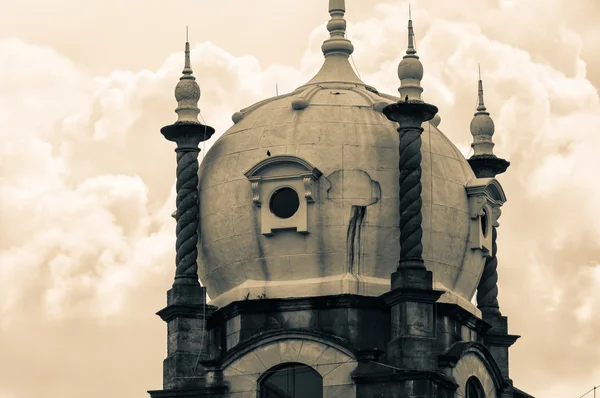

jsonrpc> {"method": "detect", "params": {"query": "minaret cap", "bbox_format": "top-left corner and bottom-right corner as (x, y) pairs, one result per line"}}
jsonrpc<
(174, 36), (201, 123)
(470, 67), (496, 156)
(397, 5), (424, 101)
(321, 0), (354, 57)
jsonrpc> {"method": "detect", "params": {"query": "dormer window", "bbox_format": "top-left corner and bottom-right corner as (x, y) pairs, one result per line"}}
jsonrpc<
(465, 177), (507, 257)
(244, 155), (322, 236)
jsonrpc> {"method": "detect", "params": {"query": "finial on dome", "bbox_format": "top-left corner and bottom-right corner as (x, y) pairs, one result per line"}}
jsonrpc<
(397, 6), (424, 101)
(321, 0), (354, 57)
(407, 4), (416, 55)
(468, 68), (510, 178)
(476, 64), (486, 112)
(173, 33), (201, 123)
(470, 69), (495, 156)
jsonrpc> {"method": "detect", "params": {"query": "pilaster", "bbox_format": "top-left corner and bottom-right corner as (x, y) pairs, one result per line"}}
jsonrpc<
(482, 315), (520, 379)
(381, 267), (444, 370)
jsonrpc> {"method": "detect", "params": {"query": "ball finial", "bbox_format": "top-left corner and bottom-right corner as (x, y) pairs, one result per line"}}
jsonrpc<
(397, 7), (424, 101)
(470, 70), (496, 156)
(173, 38), (201, 123)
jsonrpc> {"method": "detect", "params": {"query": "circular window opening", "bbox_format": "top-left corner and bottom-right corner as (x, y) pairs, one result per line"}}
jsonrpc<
(481, 207), (489, 238)
(269, 187), (300, 219)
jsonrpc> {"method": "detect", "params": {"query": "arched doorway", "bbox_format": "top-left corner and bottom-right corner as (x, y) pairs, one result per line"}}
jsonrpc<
(259, 362), (323, 398)
(466, 376), (486, 398)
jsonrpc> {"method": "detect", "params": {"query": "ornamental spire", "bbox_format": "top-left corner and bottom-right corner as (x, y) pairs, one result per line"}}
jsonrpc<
(173, 32), (201, 124)
(407, 4), (416, 56)
(468, 67), (510, 178)
(321, 0), (354, 57)
(397, 6), (424, 101)
(470, 68), (495, 157)
(476, 64), (486, 112)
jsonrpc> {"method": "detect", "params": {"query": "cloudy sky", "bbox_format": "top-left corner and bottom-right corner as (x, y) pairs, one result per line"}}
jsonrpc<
(1, 0), (599, 397)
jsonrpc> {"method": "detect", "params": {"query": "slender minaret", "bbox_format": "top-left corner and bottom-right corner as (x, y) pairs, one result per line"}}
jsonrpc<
(468, 68), (509, 316)
(150, 36), (219, 395)
(382, 10), (443, 371)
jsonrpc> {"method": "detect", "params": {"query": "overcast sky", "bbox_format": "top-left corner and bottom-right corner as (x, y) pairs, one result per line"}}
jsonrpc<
(1, 1), (599, 397)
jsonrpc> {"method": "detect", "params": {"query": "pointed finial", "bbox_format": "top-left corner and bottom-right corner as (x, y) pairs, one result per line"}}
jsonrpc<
(397, 6), (424, 101)
(407, 4), (416, 55)
(173, 35), (201, 123)
(468, 67), (510, 177)
(470, 68), (495, 156)
(321, 0), (354, 57)
(182, 40), (193, 77)
(476, 66), (487, 112)
(186, 25), (188, 42)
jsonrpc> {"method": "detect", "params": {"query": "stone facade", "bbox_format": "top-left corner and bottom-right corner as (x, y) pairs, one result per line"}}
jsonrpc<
(149, 293), (532, 397)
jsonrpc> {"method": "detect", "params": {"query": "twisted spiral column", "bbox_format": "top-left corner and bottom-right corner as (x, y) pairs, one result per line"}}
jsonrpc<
(477, 226), (501, 315)
(398, 125), (425, 264)
(161, 121), (215, 286)
(383, 101), (438, 270)
(174, 148), (201, 284)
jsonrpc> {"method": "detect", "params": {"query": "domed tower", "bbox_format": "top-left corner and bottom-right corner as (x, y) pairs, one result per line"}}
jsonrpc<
(148, 3), (532, 398)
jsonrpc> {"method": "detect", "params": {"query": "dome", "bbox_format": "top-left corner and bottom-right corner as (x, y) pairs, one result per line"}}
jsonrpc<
(196, 8), (485, 315)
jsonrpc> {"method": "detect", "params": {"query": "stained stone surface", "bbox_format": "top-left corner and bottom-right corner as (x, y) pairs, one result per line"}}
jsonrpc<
(444, 352), (497, 398)
(222, 338), (357, 396)
(197, 81), (483, 313)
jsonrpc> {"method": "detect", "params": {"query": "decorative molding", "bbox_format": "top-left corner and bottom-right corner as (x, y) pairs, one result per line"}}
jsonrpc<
(244, 155), (322, 180)
(483, 332), (521, 347)
(465, 177), (507, 204)
(491, 207), (502, 228)
(465, 177), (507, 257)
(244, 155), (322, 235)
(250, 181), (261, 206)
(303, 176), (314, 202)
(208, 293), (389, 330)
(219, 329), (356, 369)
(468, 196), (487, 220)
(436, 302), (492, 335)
(438, 341), (507, 391)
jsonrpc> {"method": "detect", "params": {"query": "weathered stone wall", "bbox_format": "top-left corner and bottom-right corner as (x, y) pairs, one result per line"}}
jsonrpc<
(222, 337), (357, 398)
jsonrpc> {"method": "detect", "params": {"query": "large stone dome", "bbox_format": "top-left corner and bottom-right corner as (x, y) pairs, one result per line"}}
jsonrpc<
(196, 16), (485, 315)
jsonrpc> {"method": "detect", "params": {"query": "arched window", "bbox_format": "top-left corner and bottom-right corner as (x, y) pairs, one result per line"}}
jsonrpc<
(259, 362), (323, 398)
(466, 376), (486, 398)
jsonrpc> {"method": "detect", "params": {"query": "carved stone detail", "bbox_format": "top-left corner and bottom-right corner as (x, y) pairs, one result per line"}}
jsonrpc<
(465, 178), (507, 258)
(251, 181), (261, 206)
(303, 176), (314, 203)
(244, 155), (322, 235)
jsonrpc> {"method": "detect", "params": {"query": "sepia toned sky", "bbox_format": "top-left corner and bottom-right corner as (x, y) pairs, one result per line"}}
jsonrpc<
(1, 0), (599, 397)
